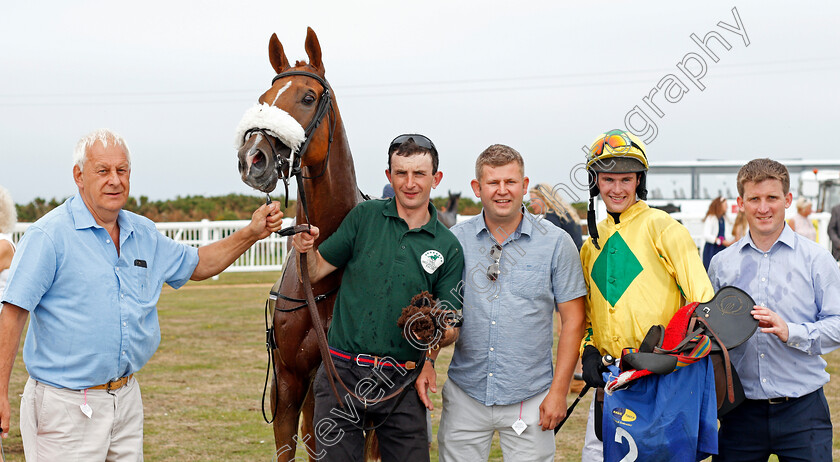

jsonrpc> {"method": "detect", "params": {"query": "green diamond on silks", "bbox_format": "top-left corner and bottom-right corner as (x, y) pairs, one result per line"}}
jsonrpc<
(590, 232), (643, 307)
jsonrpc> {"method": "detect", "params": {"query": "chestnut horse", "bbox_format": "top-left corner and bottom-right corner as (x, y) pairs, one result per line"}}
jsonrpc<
(235, 28), (364, 460)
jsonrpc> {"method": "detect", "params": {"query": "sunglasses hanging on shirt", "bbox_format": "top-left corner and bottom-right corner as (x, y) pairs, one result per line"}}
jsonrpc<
(486, 244), (502, 281)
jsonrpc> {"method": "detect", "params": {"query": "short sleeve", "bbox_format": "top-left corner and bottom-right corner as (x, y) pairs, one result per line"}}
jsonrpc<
(2, 226), (57, 311)
(157, 234), (199, 289)
(318, 204), (362, 269)
(434, 240), (465, 311)
(551, 232), (588, 304)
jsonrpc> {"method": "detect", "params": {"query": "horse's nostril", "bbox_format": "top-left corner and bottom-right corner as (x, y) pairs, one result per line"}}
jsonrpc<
(252, 152), (267, 171)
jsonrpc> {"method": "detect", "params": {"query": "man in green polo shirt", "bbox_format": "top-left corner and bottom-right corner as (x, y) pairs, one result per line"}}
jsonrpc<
(291, 134), (464, 462)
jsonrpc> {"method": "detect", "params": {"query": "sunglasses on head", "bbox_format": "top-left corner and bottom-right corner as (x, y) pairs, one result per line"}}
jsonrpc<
(588, 131), (646, 161)
(389, 134), (437, 155)
(486, 244), (502, 281)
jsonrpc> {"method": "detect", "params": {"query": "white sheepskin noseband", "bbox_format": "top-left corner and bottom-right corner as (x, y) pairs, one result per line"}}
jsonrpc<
(234, 103), (306, 153)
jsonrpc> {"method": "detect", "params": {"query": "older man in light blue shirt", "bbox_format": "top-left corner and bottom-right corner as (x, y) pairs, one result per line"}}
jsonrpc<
(708, 158), (840, 461)
(6, 193), (198, 391)
(0, 129), (283, 460)
(416, 145), (586, 462)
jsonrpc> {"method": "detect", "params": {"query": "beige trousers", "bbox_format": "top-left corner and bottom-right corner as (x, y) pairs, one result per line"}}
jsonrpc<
(437, 379), (555, 462)
(20, 376), (144, 461)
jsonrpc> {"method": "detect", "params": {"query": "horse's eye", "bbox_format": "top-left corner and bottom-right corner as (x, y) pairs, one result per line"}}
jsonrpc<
(302, 93), (316, 105)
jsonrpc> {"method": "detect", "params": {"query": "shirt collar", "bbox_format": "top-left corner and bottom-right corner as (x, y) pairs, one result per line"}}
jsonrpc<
(69, 193), (135, 237)
(382, 198), (439, 236)
(70, 194), (98, 230)
(472, 207), (530, 242)
(739, 222), (796, 253)
(605, 200), (648, 225)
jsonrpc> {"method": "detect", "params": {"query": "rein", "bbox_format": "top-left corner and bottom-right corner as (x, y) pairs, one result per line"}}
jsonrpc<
(259, 70), (421, 424)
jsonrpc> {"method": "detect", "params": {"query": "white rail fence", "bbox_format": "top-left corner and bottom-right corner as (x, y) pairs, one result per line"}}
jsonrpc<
(12, 218), (297, 273)
(11, 213), (833, 273)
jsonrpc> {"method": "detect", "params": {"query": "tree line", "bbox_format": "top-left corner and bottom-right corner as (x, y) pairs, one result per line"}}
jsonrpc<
(15, 194), (494, 223)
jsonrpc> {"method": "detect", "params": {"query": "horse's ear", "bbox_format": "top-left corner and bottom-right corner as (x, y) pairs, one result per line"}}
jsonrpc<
(268, 33), (290, 73)
(304, 27), (324, 72)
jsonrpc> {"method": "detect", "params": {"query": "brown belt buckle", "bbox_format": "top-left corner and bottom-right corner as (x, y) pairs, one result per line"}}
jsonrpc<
(105, 377), (122, 391)
(768, 397), (789, 404)
(92, 374), (132, 391)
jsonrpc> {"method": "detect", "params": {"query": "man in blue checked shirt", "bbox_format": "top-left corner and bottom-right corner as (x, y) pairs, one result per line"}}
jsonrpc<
(0, 128), (284, 461)
(415, 144), (587, 462)
(708, 158), (840, 462)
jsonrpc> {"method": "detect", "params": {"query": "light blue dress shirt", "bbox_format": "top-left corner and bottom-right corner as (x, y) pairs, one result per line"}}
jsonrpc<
(3, 194), (199, 389)
(447, 210), (587, 405)
(708, 225), (840, 399)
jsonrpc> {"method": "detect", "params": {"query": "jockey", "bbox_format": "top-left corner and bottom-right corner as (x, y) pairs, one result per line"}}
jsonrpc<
(578, 129), (714, 461)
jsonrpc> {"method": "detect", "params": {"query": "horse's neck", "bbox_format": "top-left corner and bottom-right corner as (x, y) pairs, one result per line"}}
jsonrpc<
(298, 123), (359, 237)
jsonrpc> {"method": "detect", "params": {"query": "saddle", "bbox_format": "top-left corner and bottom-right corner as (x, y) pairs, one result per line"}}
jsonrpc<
(605, 286), (758, 416)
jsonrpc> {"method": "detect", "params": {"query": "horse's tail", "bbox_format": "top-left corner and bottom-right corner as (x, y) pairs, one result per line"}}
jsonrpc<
(364, 429), (381, 461)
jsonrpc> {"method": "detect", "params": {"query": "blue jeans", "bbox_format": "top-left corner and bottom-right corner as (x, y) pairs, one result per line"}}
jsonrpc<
(714, 387), (832, 462)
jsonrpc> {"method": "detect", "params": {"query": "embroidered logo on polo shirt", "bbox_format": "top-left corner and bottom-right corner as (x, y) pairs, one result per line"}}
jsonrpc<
(420, 250), (444, 274)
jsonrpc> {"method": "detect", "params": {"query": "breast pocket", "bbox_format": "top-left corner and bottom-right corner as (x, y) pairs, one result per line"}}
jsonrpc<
(508, 263), (547, 300)
(126, 265), (153, 303)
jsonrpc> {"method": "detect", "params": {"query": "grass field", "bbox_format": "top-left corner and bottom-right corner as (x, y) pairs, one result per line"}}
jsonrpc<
(2, 271), (839, 461)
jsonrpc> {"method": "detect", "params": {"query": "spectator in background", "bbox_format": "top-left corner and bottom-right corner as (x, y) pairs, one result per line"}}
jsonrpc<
(529, 183), (583, 250)
(788, 197), (816, 241)
(0, 186), (15, 299)
(731, 210), (749, 242)
(529, 182), (586, 392)
(702, 196), (732, 270)
(829, 203), (840, 261)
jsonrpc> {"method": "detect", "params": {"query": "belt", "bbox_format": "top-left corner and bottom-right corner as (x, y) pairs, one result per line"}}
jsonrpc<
(329, 347), (416, 370)
(748, 395), (798, 405)
(89, 374), (134, 391)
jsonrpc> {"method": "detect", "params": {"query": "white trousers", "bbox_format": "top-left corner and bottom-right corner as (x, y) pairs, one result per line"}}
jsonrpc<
(20, 377), (144, 462)
(581, 394), (604, 461)
(437, 379), (555, 462)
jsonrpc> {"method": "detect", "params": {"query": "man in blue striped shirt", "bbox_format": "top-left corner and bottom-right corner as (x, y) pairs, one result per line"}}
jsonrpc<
(708, 158), (840, 461)
(416, 144), (587, 461)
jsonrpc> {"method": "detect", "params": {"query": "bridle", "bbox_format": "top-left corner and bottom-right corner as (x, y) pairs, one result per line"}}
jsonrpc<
(243, 69), (336, 222)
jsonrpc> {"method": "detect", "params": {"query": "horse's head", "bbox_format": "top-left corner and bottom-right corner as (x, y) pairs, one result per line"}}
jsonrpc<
(447, 191), (461, 207)
(236, 28), (334, 194)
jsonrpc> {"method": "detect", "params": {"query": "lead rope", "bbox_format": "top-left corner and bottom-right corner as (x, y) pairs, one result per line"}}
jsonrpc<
(261, 298), (280, 423)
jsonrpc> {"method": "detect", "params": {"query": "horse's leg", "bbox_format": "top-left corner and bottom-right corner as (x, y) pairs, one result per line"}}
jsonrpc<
(271, 357), (310, 461)
(299, 381), (319, 461)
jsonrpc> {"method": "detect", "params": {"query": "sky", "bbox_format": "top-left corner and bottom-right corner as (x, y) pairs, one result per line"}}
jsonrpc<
(1, 0), (838, 205)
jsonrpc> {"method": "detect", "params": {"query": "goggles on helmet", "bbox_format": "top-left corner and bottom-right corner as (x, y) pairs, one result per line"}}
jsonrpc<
(586, 130), (648, 173)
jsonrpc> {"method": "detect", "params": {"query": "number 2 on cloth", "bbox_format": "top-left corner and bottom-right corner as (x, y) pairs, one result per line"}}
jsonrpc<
(614, 427), (638, 462)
